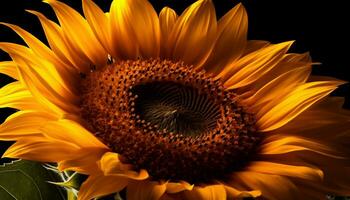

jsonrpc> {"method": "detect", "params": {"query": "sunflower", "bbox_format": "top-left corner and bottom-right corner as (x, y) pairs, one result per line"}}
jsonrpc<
(1, 0), (350, 199)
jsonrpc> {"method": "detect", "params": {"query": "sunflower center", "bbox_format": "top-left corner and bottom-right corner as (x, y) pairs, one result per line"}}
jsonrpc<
(131, 81), (220, 137)
(80, 59), (261, 184)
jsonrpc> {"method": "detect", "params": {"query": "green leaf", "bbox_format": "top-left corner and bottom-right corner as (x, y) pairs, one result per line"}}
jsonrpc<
(0, 159), (66, 200)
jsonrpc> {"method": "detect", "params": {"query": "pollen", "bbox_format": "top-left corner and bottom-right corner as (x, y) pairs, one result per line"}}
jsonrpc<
(80, 59), (261, 183)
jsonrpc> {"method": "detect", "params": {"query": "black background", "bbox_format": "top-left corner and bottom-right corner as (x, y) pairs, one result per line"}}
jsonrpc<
(0, 0), (349, 157)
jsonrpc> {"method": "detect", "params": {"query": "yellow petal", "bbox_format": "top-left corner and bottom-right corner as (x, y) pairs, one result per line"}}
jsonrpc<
(234, 172), (298, 200)
(243, 40), (270, 55)
(204, 3), (248, 75)
(78, 173), (128, 200)
(224, 185), (261, 199)
(0, 43), (64, 88)
(260, 136), (343, 158)
(159, 7), (178, 58)
(247, 161), (323, 181)
(58, 147), (107, 174)
(110, 0), (160, 59)
(100, 152), (149, 180)
(0, 110), (55, 141)
(236, 52), (312, 97)
(222, 41), (293, 88)
(127, 181), (166, 200)
(0, 81), (41, 111)
(0, 43), (79, 102)
(82, 0), (114, 55)
(165, 181), (193, 193)
(3, 138), (80, 162)
(0, 22), (78, 80)
(183, 185), (226, 200)
(0, 23), (79, 101)
(276, 96), (350, 144)
(257, 81), (344, 132)
(168, 0), (217, 68)
(242, 66), (311, 107)
(44, 0), (107, 67)
(40, 119), (108, 149)
(27, 10), (90, 71)
(0, 61), (19, 79)
(0, 44), (79, 114)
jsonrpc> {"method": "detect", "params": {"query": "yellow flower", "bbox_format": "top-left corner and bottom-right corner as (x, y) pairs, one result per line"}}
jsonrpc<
(1, 0), (350, 199)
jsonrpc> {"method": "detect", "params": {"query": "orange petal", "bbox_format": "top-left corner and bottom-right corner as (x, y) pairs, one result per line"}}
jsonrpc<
(82, 0), (114, 55)
(247, 161), (323, 181)
(168, 0), (217, 68)
(221, 41), (293, 88)
(0, 110), (55, 141)
(242, 66), (311, 107)
(0, 43), (80, 114)
(57, 147), (107, 174)
(260, 135), (344, 158)
(236, 52), (312, 97)
(40, 119), (108, 149)
(183, 185), (226, 200)
(234, 172), (299, 200)
(100, 152), (149, 180)
(0, 81), (42, 111)
(165, 181), (193, 193)
(159, 7), (178, 58)
(243, 40), (270, 55)
(2, 138), (79, 162)
(0, 22), (78, 81)
(27, 10), (90, 71)
(204, 3), (248, 75)
(0, 61), (19, 80)
(224, 185), (261, 199)
(110, 0), (160, 59)
(78, 173), (128, 200)
(257, 81), (345, 132)
(127, 181), (166, 200)
(44, 0), (107, 67)
(0, 42), (77, 99)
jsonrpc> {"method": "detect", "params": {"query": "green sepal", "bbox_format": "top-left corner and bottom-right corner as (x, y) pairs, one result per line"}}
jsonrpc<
(49, 172), (86, 190)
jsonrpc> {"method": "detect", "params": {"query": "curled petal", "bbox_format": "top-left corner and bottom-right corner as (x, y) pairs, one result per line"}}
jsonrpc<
(165, 181), (194, 193)
(183, 185), (226, 200)
(224, 185), (261, 199)
(100, 152), (149, 180)
(57, 148), (107, 174)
